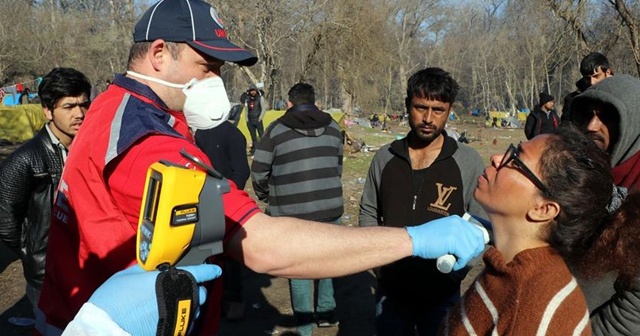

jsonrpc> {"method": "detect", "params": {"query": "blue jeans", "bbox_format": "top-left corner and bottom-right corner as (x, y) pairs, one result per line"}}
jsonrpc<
(290, 278), (336, 336)
(246, 120), (264, 147)
(375, 287), (459, 336)
(290, 217), (341, 335)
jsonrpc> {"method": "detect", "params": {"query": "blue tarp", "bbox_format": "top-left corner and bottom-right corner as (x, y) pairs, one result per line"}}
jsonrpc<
(2, 93), (37, 106)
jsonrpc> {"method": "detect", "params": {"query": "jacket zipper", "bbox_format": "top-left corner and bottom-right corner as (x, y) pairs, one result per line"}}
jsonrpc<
(412, 195), (417, 210)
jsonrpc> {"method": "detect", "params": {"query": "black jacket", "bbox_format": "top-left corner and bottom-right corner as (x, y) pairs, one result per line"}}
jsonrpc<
(0, 126), (64, 289)
(524, 106), (559, 140)
(359, 133), (486, 307)
(195, 122), (250, 189)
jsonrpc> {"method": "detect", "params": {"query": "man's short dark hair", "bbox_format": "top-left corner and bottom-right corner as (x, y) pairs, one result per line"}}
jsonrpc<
(288, 82), (315, 106)
(127, 41), (184, 70)
(38, 67), (92, 111)
(580, 52), (612, 77)
(405, 67), (459, 108)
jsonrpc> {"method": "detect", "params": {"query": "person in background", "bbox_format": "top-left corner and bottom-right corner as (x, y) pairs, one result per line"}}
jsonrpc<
(359, 67), (486, 336)
(561, 52), (613, 124)
(580, 51), (614, 87)
(194, 118), (250, 321)
(252, 82), (343, 335)
(19, 87), (31, 104)
(36, 1), (487, 335)
(0, 67), (91, 325)
(240, 84), (266, 155)
(524, 92), (559, 140)
(561, 77), (589, 124)
(570, 74), (640, 335)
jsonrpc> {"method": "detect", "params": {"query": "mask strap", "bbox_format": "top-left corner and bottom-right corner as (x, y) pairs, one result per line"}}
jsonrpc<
(126, 71), (191, 89)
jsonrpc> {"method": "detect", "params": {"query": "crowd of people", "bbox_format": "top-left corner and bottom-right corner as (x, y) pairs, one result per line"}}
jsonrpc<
(0, 0), (639, 335)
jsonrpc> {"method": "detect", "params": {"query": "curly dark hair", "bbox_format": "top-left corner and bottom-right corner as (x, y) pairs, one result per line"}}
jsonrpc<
(539, 125), (640, 288)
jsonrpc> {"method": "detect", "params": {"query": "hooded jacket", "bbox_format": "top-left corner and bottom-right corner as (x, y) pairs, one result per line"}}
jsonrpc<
(570, 74), (640, 335)
(571, 74), (640, 188)
(251, 103), (343, 221)
(240, 87), (266, 122)
(359, 132), (486, 307)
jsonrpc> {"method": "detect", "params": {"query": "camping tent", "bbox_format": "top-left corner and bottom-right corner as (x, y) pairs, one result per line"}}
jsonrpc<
(0, 104), (47, 142)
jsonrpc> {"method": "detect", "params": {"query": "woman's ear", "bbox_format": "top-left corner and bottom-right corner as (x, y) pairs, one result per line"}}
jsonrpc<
(527, 197), (560, 222)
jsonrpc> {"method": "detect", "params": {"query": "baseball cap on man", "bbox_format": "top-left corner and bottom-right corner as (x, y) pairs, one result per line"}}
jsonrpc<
(134, 0), (258, 66)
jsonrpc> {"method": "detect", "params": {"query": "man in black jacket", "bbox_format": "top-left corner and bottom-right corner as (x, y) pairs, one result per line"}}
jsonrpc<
(0, 67), (91, 321)
(240, 84), (266, 154)
(524, 92), (559, 140)
(194, 119), (250, 321)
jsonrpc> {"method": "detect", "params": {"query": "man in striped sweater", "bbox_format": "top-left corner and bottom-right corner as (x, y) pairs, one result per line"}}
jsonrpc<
(251, 82), (344, 335)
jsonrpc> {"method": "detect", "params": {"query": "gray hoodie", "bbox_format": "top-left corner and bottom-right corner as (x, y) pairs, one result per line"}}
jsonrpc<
(571, 74), (640, 167)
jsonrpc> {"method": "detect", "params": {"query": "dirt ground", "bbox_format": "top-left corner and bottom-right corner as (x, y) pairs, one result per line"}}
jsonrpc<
(0, 116), (526, 335)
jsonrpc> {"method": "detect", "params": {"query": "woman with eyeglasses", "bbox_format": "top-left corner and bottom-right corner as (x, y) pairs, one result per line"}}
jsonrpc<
(439, 126), (640, 335)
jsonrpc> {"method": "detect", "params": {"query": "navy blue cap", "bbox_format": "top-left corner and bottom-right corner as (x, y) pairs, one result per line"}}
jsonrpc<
(134, 0), (257, 66)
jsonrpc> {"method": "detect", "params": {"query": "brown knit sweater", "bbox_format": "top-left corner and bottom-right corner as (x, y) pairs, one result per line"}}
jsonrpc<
(440, 246), (592, 335)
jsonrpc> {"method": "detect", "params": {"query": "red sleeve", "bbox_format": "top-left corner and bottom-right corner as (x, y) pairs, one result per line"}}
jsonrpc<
(106, 134), (260, 241)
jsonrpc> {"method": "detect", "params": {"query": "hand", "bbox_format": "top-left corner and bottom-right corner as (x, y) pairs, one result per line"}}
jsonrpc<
(89, 264), (222, 336)
(406, 215), (486, 271)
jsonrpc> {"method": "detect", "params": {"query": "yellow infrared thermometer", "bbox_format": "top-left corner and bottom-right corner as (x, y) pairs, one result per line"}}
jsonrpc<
(136, 149), (229, 271)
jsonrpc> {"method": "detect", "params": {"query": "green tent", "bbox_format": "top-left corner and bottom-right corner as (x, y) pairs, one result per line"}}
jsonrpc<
(0, 104), (47, 142)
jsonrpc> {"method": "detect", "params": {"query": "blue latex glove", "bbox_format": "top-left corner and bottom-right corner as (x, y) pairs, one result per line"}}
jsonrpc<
(89, 264), (222, 336)
(406, 215), (486, 271)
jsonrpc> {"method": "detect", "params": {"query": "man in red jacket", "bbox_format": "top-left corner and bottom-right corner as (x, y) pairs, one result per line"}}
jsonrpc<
(36, 1), (487, 335)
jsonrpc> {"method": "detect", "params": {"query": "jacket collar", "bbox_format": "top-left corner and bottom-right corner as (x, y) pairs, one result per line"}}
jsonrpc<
(279, 103), (332, 129)
(113, 73), (170, 110)
(390, 131), (458, 164)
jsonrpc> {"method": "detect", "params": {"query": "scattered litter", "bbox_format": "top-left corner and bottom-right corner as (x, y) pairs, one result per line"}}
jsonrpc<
(361, 145), (379, 153)
(356, 177), (365, 184)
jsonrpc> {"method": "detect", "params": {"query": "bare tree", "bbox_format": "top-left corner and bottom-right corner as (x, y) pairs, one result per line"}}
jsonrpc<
(608, 0), (640, 75)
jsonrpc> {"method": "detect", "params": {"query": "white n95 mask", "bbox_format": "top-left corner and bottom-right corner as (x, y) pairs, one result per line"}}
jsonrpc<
(126, 71), (231, 132)
(182, 76), (231, 131)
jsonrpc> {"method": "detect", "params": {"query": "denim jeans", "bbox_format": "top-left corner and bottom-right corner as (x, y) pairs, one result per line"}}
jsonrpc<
(289, 217), (341, 335)
(289, 278), (336, 336)
(246, 120), (264, 147)
(375, 287), (459, 336)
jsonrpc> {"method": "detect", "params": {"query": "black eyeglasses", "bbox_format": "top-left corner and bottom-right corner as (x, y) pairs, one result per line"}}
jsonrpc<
(498, 143), (551, 196)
